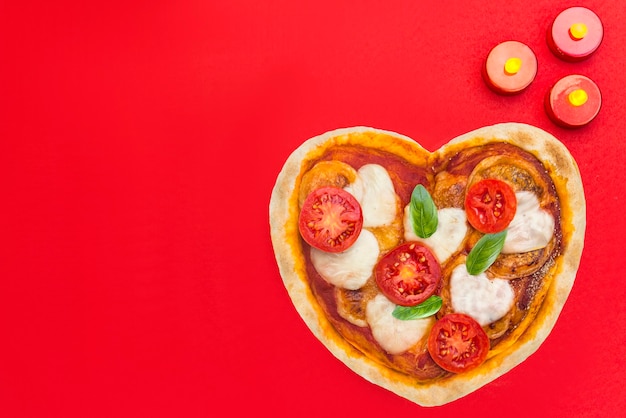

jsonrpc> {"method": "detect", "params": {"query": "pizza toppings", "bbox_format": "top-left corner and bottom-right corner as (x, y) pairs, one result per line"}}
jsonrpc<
(404, 206), (467, 264)
(298, 160), (358, 208)
(466, 230), (507, 275)
(408, 184), (438, 238)
(366, 294), (434, 355)
(344, 164), (398, 227)
(292, 138), (563, 379)
(465, 179), (517, 234)
(299, 186), (363, 253)
(502, 191), (555, 253)
(427, 313), (490, 373)
(449, 263), (514, 326)
(310, 229), (379, 290)
(392, 295), (443, 320)
(374, 242), (442, 307)
(334, 279), (380, 327)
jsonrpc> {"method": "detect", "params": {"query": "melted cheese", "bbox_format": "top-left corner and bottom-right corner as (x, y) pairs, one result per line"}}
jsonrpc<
(450, 264), (514, 326)
(403, 207), (467, 263)
(502, 191), (555, 254)
(310, 229), (379, 290)
(344, 164), (397, 227)
(365, 294), (433, 355)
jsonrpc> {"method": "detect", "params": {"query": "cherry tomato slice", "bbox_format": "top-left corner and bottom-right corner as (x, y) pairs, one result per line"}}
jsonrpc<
(374, 242), (441, 306)
(465, 179), (517, 233)
(298, 187), (363, 253)
(427, 313), (490, 373)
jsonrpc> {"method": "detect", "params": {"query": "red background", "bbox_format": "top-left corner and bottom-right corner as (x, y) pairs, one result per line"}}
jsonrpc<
(1, 1), (625, 416)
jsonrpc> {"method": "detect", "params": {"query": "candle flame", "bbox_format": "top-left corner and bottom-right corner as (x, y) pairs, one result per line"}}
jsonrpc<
(568, 89), (588, 107)
(569, 23), (588, 40)
(504, 57), (522, 75)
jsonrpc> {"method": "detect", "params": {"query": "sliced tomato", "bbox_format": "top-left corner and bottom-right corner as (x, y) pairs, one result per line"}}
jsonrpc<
(298, 187), (363, 253)
(465, 179), (517, 233)
(427, 313), (489, 373)
(374, 242), (441, 306)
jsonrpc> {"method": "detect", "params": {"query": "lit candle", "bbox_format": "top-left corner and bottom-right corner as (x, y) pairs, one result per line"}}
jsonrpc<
(545, 75), (601, 128)
(483, 41), (537, 94)
(548, 7), (603, 61)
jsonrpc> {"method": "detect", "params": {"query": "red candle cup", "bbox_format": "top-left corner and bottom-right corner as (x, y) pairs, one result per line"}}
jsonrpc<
(548, 7), (603, 61)
(483, 41), (537, 95)
(545, 74), (601, 128)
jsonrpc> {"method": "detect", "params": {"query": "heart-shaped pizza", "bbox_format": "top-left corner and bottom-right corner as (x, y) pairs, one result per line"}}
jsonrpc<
(269, 123), (585, 406)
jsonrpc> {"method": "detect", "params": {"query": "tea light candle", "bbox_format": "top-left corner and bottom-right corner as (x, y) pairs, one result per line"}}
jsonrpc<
(545, 74), (601, 128)
(483, 41), (537, 94)
(548, 7), (603, 61)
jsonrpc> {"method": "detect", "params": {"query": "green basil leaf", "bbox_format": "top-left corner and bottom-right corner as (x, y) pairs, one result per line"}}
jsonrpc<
(410, 184), (438, 238)
(392, 295), (443, 320)
(466, 230), (508, 275)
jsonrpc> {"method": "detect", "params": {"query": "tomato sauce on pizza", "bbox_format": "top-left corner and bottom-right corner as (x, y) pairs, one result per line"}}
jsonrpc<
(298, 139), (563, 380)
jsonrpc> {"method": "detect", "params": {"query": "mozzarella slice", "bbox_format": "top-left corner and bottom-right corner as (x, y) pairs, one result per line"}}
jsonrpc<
(365, 294), (433, 355)
(310, 229), (379, 290)
(403, 206), (467, 263)
(502, 191), (555, 254)
(344, 164), (397, 227)
(450, 264), (514, 326)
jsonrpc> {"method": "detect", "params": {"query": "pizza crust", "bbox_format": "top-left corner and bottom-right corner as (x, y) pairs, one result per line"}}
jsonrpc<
(269, 123), (585, 406)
